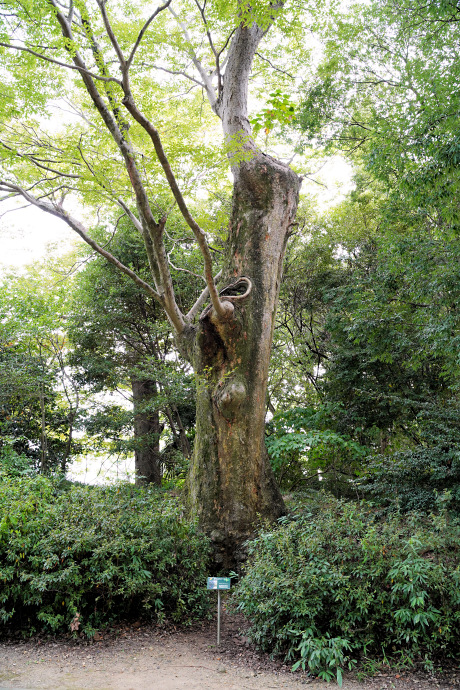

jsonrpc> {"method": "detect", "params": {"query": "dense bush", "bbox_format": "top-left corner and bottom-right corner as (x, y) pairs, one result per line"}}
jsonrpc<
(236, 495), (460, 683)
(0, 478), (211, 636)
(266, 407), (366, 494)
(360, 448), (460, 514)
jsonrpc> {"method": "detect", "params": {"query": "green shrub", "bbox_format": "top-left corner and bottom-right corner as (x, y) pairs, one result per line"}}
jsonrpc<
(0, 477), (211, 636)
(359, 448), (460, 514)
(235, 495), (460, 683)
(0, 440), (36, 479)
(265, 407), (366, 494)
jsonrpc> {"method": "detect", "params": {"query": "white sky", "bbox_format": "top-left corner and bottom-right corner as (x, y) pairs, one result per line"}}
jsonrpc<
(0, 156), (352, 274)
(0, 201), (79, 275)
(68, 449), (135, 485)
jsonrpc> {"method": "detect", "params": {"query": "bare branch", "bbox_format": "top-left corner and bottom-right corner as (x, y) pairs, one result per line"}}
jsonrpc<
(96, 0), (126, 67)
(0, 179), (164, 306)
(255, 52), (295, 80)
(0, 203), (30, 219)
(219, 23), (265, 134)
(167, 254), (206, 282)
(193, 0), (222, 92)
(127, 0), (173, 68)
(215, 28), (236, 63)
(0, 41), (122, 85)
(43, 0), (185, 332)
(145, 63), (205, 88)
(194, 0), (218, 59)
(186, 269), (222, 322)
(167, 4), (218, 109)
(116, 198), (143, 234)
(121, 92), (227, 320)
(67, 0), (74, 23)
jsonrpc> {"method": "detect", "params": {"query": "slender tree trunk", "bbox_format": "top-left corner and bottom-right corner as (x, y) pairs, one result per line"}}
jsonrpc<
(61, 414), (74, 474)
(182, 152), (301, 566)
(131, 379), (162, 486)
(165, 405), (192, 459)
(39, 381), (48, 474)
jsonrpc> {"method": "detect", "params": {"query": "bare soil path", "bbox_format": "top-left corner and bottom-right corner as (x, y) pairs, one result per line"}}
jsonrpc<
(0, 614), (458, 690)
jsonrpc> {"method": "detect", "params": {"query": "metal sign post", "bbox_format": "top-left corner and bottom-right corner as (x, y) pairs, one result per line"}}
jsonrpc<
(207, 577), (231, 646)
(217, 589), (221, 646)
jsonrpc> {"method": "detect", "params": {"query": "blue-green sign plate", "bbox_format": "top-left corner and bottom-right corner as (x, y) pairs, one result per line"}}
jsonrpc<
(207, 577), (231, 590)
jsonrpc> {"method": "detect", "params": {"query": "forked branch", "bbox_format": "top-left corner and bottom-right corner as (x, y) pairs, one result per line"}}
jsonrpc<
(2, 0), (229, 328)
(121, 93), (228, 321)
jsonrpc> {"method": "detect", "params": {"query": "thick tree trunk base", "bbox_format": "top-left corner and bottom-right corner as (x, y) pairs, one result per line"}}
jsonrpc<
(182, 152), (301, 569)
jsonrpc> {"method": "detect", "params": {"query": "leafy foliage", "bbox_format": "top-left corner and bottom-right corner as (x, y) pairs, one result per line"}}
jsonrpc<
(0, 267), (81, 473)
(298, 0), (460, 225)
(0, 440), (36, 479)
(250, 89), (296, 135)
(360, 443), (460, 514)
(236, 495), (460, 682)
(268, 220), (341, 410)
(0, 478), (211, 636)
(266, 407), (366, 493)
(269, 175), (460, 510)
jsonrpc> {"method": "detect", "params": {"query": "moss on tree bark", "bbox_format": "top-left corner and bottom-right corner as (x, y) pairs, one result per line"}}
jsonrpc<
(180, 152), (301, 567)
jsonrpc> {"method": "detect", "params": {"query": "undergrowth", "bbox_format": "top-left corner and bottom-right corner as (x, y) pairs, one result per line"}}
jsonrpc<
(235, 494), (460, 684)
(0, 477), (211, 637)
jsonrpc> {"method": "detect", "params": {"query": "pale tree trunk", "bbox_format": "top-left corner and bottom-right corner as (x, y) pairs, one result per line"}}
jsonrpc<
(132, 379), (162, 486)
(180, 23), (302, 565)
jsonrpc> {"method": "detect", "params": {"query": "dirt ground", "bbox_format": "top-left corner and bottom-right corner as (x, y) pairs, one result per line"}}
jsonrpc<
(0, 612), (458, 690)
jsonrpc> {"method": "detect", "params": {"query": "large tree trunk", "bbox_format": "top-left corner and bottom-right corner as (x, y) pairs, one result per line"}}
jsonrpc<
(185, 152), (301, 566)
(131, 379), (162, 486)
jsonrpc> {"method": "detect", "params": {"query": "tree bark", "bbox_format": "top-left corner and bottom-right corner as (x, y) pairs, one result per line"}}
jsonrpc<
(131, 379), (162, 486)
(181, 151), (301, 567)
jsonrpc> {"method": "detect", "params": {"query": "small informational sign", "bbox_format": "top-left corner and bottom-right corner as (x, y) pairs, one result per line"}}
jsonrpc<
(207, 577), (231, 646)
(207, 577), (231, 590)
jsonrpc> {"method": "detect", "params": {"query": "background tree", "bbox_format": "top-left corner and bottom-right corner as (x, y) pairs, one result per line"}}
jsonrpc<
(266, 0), (460, 509)
(69, 223), (196, 485)
(298, 0), (460, 225)
(0, 266), (80, 474)
(274, 173), (460, 509)
(320, 193), (460, 510)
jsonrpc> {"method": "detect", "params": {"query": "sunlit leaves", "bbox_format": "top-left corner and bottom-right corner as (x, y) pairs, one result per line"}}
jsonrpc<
(297, 0), (460, 224)
(250, 88), (296, 135)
